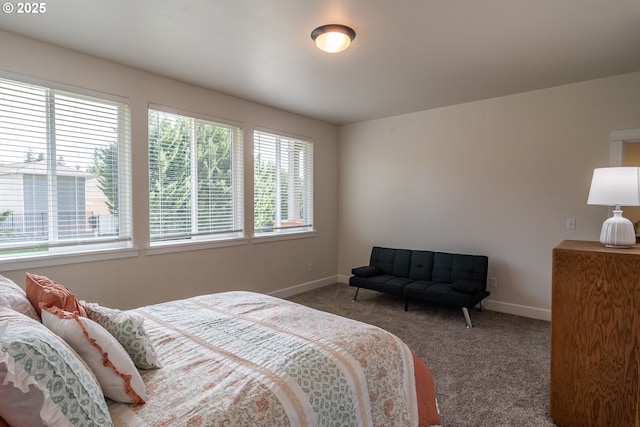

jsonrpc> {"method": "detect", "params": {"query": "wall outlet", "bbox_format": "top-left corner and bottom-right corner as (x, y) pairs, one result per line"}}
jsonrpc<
(489, 277), (498, 289)
(566, 218), (576, 230)
(308, 263), (313, 272)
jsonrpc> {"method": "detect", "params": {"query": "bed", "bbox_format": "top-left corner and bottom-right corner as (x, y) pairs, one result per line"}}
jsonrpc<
(0, 274), (441, 427)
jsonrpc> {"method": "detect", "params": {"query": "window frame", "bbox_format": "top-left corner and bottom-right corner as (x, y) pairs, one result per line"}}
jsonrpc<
(146, 105), (245, 253)
(253, 128), (314, 240)
(0, 72), (137, 269)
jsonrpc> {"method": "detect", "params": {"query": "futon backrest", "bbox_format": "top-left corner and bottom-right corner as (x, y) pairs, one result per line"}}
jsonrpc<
(368, 247), (488, 285)
(370, 246), (412, 277)
(408, 250), (435, 281)
(432, 252), (488, 285)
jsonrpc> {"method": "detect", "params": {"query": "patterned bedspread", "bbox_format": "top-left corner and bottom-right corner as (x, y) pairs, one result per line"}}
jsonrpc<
(108, 291), (440, 427)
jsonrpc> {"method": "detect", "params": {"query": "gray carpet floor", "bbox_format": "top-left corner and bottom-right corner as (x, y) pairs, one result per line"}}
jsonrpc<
(287, 283), (558, 427)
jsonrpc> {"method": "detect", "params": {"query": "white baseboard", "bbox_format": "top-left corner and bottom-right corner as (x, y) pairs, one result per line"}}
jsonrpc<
(482, 299), (551, 322)
(269, 276), (339, 299)
(337, 274), (350, 284)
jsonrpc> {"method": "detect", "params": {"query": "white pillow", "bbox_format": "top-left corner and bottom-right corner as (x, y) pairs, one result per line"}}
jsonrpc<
(83, 302), (161, 369)
(41, 306), (146, 404)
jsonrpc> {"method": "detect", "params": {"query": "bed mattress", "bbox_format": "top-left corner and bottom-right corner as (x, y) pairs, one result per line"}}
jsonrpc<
(107, 291), (440, 427)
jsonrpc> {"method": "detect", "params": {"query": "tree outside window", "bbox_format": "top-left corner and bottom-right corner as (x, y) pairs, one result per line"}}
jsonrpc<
(147, 108), (243, 244)
(254, 130), (313, 234)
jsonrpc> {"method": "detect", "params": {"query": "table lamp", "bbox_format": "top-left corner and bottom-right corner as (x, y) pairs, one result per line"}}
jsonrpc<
(587, 166), (640, 248)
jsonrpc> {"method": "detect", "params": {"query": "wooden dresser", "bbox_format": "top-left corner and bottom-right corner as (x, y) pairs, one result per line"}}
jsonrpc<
(551, 240), (640, 427)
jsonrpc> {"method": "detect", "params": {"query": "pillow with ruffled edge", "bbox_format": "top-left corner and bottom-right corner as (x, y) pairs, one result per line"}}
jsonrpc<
(0, 307), (113, 427)
(0, 274), (40, 321)
(83, 302), (161, 370)
(25, 273), (87, 317)
(41, 306), (146, 404)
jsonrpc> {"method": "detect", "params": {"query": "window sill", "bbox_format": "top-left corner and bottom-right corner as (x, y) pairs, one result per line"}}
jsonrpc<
(0, 231), (317, 270)
(0, 246), (140, 271)
(145, 237), (250, 256)
(251, 230), (316, 244)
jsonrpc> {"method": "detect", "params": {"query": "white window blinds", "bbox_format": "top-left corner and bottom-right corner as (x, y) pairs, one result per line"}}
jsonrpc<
(0, 76), (132, 257)
(254, 129), (313, 234)
(148, 107), (243, 244)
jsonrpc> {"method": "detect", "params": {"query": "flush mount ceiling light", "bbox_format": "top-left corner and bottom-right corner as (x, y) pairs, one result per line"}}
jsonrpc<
(311, 24), (356, 53)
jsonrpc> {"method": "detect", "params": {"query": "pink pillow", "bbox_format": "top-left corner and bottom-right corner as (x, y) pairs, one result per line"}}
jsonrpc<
(25, 273), (87, 317)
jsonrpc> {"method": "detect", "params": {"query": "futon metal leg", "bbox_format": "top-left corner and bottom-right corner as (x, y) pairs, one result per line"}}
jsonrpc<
(352, 287), (360, 302)
(462, 307), (473, 328)
(480, 300), (485, 312)
(404, 298), (409, 312)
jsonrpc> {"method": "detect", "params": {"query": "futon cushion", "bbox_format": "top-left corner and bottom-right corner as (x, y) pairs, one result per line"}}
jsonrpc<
(370, 247), (398, 275)
(351, 266), (381, 278)
(349, 274), (411, 296)
(432, 253), (488, 283)
(452, 280), (484, 295)
(371, 247), (412, 277)
(408, 251), (434, 281)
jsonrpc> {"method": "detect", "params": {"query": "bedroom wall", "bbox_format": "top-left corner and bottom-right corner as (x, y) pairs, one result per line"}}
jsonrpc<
(0, 31), (339, 309)
(621, 143), (640, 223)
(337, 71), (640, 320)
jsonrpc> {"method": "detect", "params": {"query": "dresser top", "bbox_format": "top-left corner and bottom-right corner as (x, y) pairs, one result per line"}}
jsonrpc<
(555, 239), (640, 255)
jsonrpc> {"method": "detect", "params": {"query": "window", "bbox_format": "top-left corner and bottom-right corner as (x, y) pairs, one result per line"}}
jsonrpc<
(254, 129), (313, 235)
(0, 75), (131, 259)
(148, 107), (243, 245)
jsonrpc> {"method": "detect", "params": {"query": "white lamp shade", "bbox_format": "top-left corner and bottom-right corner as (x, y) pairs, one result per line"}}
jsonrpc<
(587, 167), (640, 207)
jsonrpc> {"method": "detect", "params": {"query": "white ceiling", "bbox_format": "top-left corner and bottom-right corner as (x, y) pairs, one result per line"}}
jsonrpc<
(1, 0), (639, 125)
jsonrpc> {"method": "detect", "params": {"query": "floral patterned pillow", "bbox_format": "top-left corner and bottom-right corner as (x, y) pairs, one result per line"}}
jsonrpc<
(0, 307), (113, 426)
(83, 302), (161, 369)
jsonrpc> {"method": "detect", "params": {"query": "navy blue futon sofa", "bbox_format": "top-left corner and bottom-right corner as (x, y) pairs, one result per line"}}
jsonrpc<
(349, 246), (489, 327)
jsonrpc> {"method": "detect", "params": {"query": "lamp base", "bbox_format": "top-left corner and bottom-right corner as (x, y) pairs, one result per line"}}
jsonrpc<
(599, 210), (636, 248)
